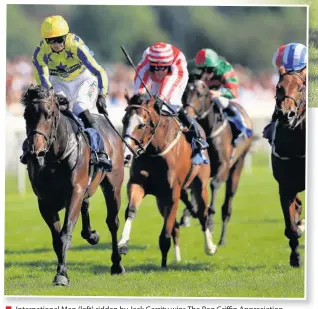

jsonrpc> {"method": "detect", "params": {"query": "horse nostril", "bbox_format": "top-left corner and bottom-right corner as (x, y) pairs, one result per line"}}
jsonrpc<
(37, 151), (46, 157)
(288, 111), (296, 119)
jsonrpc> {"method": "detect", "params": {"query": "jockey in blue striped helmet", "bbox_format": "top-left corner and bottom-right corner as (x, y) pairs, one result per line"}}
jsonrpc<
(263, 42), (307, 143)
(273, 43), (307, 71)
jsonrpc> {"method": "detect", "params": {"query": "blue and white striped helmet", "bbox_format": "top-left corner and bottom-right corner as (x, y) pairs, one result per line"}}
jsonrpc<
(281, 43), (307, 71)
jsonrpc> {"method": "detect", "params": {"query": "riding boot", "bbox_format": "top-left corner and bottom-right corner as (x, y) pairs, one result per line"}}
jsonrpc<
(19, 139), (29, 165)
(178, 108), (209, 149)
(262, 108), (281, 143)
(78, 109), (112, 170)
(223, 104), (253, 139)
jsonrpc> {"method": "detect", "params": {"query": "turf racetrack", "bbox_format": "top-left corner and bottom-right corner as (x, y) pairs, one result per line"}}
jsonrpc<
(5, 152), (305, 297)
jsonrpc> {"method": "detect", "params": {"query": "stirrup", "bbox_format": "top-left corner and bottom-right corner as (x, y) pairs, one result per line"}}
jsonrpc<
(195, 137), (209, 150)
(96, 152), (112, 172)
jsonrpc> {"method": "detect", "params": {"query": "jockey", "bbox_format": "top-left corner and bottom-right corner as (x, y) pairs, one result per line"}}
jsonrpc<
(190, 48), (253, 142)
(20, 15), (111, 169)
(130, 42), (209, 164)
(263, 42), (307, 142)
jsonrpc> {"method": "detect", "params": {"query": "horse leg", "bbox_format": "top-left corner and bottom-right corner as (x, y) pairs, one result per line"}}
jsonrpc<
(38, 201), (65, 285)
(80, 198), (100, 245)
(54, 186), (85, 285)
(171, 220), (181, 262)
(100, 177), (125, 275)
(158, 186), (180, 268)
(219, 154), (245, 246)
(192, 177), (218, 255)
(118, 183), (145, 255)
(295, 194), (305, 232)
(279, 185), (303, 267)
(207, 141), (230, 234)
(179, 188), (198, 227)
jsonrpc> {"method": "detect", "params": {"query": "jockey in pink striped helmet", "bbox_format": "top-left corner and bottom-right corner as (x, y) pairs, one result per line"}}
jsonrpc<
(131, 42), (209, 164)
(133, 42), (188, 112)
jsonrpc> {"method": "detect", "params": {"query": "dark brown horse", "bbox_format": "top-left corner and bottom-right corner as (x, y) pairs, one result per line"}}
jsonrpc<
(22, 85), (125, 285)
(181, 79), (253, 246)
(118, 93), (216, 268)
(271, 66), (306, 267)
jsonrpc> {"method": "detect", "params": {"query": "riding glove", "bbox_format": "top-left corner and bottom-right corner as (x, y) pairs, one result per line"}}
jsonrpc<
(96, 94), (108, 116)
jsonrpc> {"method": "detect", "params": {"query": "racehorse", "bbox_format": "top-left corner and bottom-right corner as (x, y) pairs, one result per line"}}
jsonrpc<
(270, 66), (306, 267)
(22, 85), (125, 285)
(117, 93), (216, 268)
(181, 79), (253, 246)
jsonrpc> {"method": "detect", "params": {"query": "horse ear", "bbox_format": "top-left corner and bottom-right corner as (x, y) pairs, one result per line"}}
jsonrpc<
(124, 89), (130, 104)
(279, 65), (286, 76)
(49, 87), (55, 97)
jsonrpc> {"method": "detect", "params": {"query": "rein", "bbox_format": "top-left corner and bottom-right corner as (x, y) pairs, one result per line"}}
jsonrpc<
(124, 104), (182, 158)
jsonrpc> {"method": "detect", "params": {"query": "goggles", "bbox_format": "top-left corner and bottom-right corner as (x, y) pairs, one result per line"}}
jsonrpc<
(45, 35), (66, 44)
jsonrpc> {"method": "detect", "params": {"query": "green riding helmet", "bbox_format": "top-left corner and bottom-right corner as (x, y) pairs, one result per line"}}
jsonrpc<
(195, 48), (219, 68)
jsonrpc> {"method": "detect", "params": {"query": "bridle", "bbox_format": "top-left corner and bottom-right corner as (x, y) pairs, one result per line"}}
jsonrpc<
(276, 70), (306, 128)
(27, 96), (61, 160)
(184, 80), (211, 119)
(123, 104), (161, 157)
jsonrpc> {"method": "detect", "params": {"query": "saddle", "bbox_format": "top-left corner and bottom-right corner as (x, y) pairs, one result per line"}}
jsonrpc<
(63, 110), (109, 170)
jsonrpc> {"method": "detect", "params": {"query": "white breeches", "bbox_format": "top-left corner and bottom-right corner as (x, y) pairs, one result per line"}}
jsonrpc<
(50, 69), (99, 116)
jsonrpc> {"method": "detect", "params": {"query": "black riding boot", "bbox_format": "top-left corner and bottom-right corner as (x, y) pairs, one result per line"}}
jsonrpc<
(178, 108), (209, 149)
(262, 108), (281, 142)
(78, 110), (112, 170)
(20, 139), (29, 165)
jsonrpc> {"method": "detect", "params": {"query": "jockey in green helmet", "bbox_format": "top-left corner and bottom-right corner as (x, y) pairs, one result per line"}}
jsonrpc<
(189, 48), (253, 141)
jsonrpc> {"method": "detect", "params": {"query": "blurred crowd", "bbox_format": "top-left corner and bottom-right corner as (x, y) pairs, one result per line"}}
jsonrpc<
(6, 57), (277, 119)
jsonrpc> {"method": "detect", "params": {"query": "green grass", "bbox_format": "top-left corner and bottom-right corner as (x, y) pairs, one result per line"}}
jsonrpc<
(4, 153), (306, 297)
(309, 42), (318, 107)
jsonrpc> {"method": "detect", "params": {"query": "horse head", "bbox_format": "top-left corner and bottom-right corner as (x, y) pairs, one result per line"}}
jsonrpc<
(276, 66), (306, 129)
(122, 93), (160, 158)
(22, 85), (60, 166)
(182, 79), (211, 119)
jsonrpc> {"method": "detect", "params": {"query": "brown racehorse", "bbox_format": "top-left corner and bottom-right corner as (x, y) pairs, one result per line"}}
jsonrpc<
(181, 79), (253, 246)
(22, 85), (125, 285)
(270, 66), (306, 267)
(117, 93), (216, 268)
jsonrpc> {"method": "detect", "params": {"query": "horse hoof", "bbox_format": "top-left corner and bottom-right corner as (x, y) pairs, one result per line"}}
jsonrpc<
(205, 245), (217, 256)
(290, 252), (301, 268)
(218, 239), (226, 246)
(52, 274), (69, 286)
(111, 264), (125, 275)
(179, 215), (191, 227)
(81, 230), (100, 245)
(118, 245), (128, 255)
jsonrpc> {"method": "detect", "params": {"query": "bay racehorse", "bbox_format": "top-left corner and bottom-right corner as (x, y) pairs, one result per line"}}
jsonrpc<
(117, 93), (216, 268)
(181, 79), (253, 246)
(22, 85), (125, 285)
(270, 66), (306, 267)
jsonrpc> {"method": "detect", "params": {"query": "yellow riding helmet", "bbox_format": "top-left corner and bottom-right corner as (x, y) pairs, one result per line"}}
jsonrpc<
(40, 15), (69, 39)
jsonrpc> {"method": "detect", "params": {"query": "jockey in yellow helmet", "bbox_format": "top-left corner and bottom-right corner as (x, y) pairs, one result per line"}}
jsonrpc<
(21, 15), (111, 168)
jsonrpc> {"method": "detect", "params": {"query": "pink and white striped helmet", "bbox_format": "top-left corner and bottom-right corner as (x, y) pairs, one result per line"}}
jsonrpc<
(148, 42), (174, 66)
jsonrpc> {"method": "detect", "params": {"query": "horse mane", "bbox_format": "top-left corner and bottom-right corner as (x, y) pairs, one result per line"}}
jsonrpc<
(21, 85), (50, 107)
(129, 94), (150, 105)
(22, 85), (71, 118)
